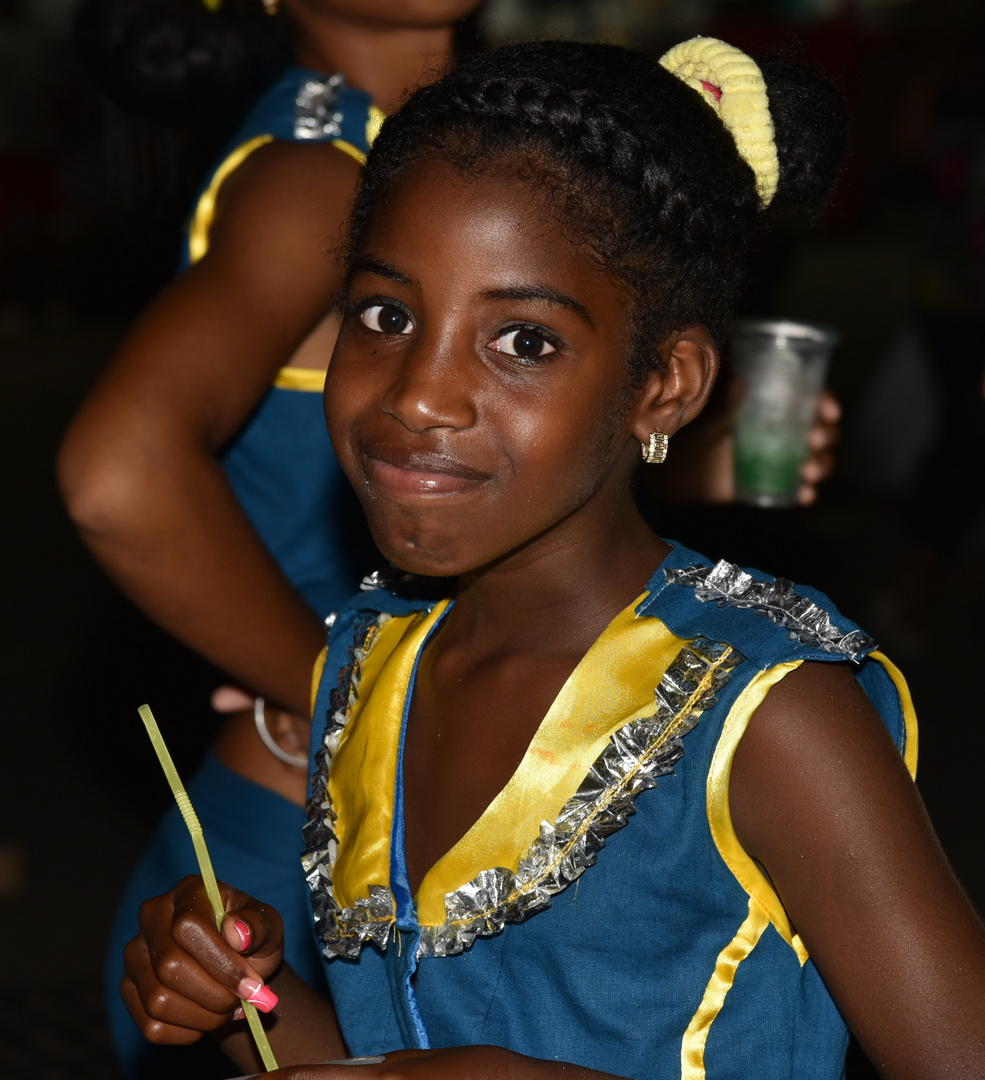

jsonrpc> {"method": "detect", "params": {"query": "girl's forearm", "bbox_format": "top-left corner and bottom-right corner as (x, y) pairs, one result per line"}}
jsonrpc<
(60, 430), (324, 716)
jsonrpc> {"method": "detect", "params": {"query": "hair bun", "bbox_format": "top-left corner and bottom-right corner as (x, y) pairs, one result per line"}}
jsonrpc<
(74, 0), (287, 126)
(758, 55), (849, 217)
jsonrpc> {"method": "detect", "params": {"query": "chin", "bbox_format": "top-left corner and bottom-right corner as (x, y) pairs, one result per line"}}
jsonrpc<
(368, 519), (476, 580)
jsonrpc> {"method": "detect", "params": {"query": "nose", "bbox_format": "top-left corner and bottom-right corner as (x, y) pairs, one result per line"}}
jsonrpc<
(379, 334), (477, 434)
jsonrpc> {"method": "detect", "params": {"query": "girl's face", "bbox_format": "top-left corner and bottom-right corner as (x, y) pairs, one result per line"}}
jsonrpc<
(298, 0), (480, 28)
(325, 161), (651, 578)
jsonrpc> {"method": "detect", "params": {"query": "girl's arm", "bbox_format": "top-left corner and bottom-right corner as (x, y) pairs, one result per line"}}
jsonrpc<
(730, 661), (985, 1079)
(58, 140), (361, 716)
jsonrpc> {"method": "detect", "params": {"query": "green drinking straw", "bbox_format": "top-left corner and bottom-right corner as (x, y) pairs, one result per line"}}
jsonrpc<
(138, 704), (279, 1072)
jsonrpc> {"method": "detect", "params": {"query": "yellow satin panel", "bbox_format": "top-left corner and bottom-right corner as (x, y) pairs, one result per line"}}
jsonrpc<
(680, 897), (771, 1080)
(329, 603), (450, 910)
(310, 645), (328, 717)
(272, 365), (327, 392)
(870, 650), (919, 779)
(188, 134), (274, 264)
(706, 660), (810, 963)
(417, 592), (689, 925)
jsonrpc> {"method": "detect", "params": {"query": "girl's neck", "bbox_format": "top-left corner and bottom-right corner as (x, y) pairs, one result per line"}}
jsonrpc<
(446, 501), (671, 661)
(286, 5), (457, 112)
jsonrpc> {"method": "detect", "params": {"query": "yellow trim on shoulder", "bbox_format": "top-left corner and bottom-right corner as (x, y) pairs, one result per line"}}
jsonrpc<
(310, 645), (328, 718)
(273, 365), (327, 393)
(188, 134), (274, 264)
(870, 650), (918, 780)
(367, 105), (386, 147)
(681, 897), (771, 1080)
(706, 660), (810, 963)
(332, 139), (367, 165)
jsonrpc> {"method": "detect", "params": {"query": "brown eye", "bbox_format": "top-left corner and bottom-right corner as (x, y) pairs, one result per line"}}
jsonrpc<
(490, 327), (558, 359)
(360, 304), (412, 335)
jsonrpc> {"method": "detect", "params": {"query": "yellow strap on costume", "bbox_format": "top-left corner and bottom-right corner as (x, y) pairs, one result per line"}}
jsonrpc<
(273, 366), (327, 392)
(705, 652), (919, 964)
(187, 128), (372, 265)
(659, 37), (779, 208)
(680, 897), (771, 1080)
(188, 134), (274, 264)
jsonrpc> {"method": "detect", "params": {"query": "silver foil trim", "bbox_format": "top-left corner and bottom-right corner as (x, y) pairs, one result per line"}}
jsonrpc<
(664, 560), (876, 661)
(418, 636), (741, 957)
(302, 615), (395, 959)
(294, 73), (345, 141)
(305, 626), (741, 961)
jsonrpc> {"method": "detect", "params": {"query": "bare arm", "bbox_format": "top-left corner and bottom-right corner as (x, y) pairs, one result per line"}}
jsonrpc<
(58, 140), (362, 716)
(731, 661), (985, 1079)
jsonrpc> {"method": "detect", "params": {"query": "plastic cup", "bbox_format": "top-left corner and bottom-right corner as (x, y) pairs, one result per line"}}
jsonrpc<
(729, 318), (839, 508)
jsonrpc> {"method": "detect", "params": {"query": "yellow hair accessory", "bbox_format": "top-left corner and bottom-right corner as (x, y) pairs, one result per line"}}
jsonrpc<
(659, 36), (779, 208)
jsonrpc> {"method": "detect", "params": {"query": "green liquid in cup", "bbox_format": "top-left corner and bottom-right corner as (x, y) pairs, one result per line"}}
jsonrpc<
(734, 424), (806, 506)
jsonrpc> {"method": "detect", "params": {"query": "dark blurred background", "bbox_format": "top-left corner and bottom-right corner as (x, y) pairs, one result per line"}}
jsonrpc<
(1, 0), (983, 1076)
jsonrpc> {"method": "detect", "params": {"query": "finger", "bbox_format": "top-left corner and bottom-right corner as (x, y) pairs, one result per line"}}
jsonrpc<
(815, 388), (842, 422)
(123, 932), (237, 1039)
(168, 906), (278, 1012)
(143, 879), (278, 1012)
(220, 895), (285, 969)
(211, 685), (256, 713)
(807, 419), (840, 452)
(800, 450), (835, 485)
(120, 973), (204, 1046)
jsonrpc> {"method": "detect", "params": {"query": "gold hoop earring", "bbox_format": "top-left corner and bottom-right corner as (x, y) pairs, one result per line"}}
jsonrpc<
(641, 431), (669, 464)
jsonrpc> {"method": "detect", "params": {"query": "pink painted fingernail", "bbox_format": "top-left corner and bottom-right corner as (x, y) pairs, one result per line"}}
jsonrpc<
(237, 977), (278, 1013)
(232, 1006), (245, 1021)
(231, 920), (252, 951)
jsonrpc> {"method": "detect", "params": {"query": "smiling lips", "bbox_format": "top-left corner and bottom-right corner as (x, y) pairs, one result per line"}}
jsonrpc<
(364, 447), (490, 497)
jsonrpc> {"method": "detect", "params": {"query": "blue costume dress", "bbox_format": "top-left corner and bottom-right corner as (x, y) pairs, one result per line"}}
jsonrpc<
(302, 543), (916, 1079)
(106, 68), (382, 1078)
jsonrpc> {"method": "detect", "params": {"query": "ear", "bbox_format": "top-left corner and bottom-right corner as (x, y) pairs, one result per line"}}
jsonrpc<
(626, 325), (719, 446)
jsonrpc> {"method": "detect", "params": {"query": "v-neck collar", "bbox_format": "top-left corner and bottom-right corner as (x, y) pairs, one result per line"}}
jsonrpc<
(325, 583), (731, 935)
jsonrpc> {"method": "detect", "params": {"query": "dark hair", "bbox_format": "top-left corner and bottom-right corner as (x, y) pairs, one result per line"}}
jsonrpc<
(347, 40), (848, 382)
(74, 0), (290, 126)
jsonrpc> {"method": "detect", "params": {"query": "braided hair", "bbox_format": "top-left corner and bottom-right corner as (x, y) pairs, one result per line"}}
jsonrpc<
(347, 41), (848, 382)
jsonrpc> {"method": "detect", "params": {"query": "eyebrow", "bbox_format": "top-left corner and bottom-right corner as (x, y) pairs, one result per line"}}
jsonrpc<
(480, 284), (594, 327)
(348, 259), (594, 328)
(348, 254), (413, 286)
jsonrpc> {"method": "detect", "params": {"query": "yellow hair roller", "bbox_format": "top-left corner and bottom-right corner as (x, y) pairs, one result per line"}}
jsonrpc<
(659, 37), (779, 208)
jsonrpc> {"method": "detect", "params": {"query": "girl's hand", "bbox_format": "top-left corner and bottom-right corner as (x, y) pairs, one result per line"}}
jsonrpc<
(267, 1046), (618, 1078)
(121, 875), (284, 1046)
(209, 686), (312, 804)
(796, 388), (840, 505)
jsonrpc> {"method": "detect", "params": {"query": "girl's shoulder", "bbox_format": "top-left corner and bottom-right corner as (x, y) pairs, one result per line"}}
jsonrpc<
(218, 65), (376, 154)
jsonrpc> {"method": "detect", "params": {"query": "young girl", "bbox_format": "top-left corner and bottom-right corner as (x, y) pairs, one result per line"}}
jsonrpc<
(63, 7), (835, 1076)
(126, 35), (985, 1080)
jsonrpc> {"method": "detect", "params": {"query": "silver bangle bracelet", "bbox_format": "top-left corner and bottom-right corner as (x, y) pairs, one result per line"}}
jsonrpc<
(253, 696), (308, 768)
